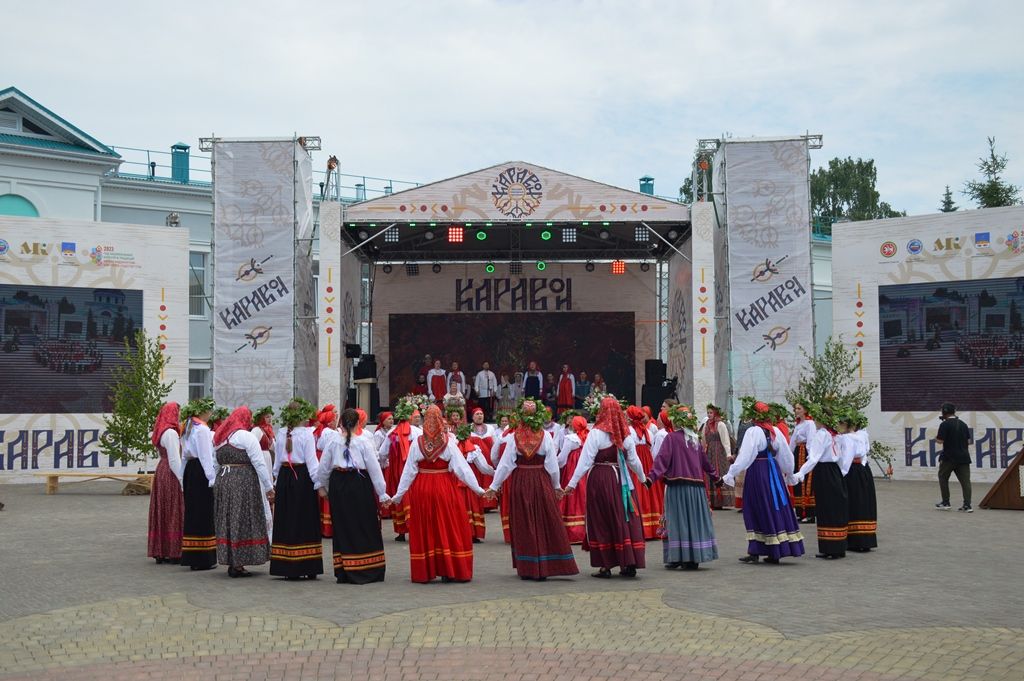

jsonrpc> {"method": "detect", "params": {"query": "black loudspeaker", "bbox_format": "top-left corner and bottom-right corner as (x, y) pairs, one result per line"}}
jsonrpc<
(346, 388), (356, 409)
(353, 354), (377, 380)
(344, 343), (362, 359)
(641, 383), (674, 413)
(345, 386), (380, 415)
(644, 359), (666, 385)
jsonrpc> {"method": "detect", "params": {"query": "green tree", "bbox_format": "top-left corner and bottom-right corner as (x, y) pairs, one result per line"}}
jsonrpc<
(939, 185), (958, 212)
(679, 176), (694, 203)
(963, 137), (1021, 208)
(785, 336), (876, 414)
(811, 157), (905, 231)
(101, 330), (174, 464)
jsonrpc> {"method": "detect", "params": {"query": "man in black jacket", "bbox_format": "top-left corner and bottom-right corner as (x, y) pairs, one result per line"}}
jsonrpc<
(935, 402), (973, 512)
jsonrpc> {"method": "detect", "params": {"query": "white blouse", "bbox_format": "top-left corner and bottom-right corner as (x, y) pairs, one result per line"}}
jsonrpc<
(181, 421), (216, 486)
(852, 429), (871, 466)
(215, 430), (274, 493)
(392, 434), (485, 503)
(316, 429), (389, 501)
(160, 429), (183, 486)
(557, 432), (583, 468)
(489, 433), (561, 491)
(723, 425), (796, 487)
(651, 428), (669, 459)
(795, 428), (854, 481)
(376, 424), (423, 468)
(566, 429), (646, 490)
(272, 426), (319, 483)
(490, 429), (513, 466)
(790, 419), (817, 446)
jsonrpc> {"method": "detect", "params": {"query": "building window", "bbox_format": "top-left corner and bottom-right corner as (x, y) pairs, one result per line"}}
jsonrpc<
(189, 252), (207, 317)
(0, 194), (39, 217)
(188, 369), (209, 400)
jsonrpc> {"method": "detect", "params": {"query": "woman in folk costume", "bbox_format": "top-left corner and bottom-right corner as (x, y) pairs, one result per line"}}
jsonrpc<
(643, 406), (659, 442)
(208, 406), (229, 432)
(269, 400), (323, 580)
(651, 409), (674, 459)
(426, 359), (448, 404)
(648, 404), (720, 570)
(452, 418), (495, 542)
(793, 404), (853, 560)
(842, 411), (877, 553)
(377, 400), (423, 541)
(555, 364), (576, 417)
(373, 411), (393, 456)
(391, 405), (486, 583)
(148, 401), (184, 564)
(180, 398), (218, 570)
(468, 408), (498, 512)
(789, 400), (817, 523)
(522, 361), (544, 400)
(557, 415), (590, 544)
(251, 406), (276, 542)
(626, 405), (664, 539)
(212, 407), (275, 577)
(318, 408), (390, 584)
(496, 372), (517, 412)
(565, 396), (649, 578)
(723, 398), (804, 564)
(485, 401), (579, 580)
(312, 404), (338, 538)
(701, 404), (734, 509)
(491, 411), (516, 544)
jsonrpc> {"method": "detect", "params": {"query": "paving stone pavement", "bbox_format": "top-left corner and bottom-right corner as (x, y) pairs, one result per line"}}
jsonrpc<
(0, 479), (1021, 680)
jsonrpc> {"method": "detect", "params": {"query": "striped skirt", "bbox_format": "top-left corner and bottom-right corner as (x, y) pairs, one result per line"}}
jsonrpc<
(662, 481), (718, 565)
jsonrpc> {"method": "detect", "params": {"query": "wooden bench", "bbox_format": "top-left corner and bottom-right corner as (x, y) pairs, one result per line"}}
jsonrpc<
(32, 472), (154, 495)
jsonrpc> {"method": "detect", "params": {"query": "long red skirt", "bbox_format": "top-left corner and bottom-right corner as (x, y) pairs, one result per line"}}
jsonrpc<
(507, 458), (579, 578)
(460, 482), (486, 540)
(147, 455), (183, 559)
(559, 446), (588, 544)
(382, 442), (409, 535)
(406, 460), (475, 582)
(500, 475), (514, 544)
(630, 442), (665, 539)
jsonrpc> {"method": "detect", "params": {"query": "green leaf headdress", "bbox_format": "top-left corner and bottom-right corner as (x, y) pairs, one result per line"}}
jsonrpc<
(668, 403), (699, 432)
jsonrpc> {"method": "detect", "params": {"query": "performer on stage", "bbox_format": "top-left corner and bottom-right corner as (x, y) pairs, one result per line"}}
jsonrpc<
(443, 382), (467, 414)
(591, 372), (607, 395)
(148, 401), (184, 564)
(485, 401), (578, 580)
(469, 408), (497, 511)
(648, 404), (720, 570)
(793, 406), (853, 560)
(556, 364), (576, 417)
(701, 404), (734, 509)
(723, 398), (804, 564)
(312, 404), (338, 538)
(377, 401), (422, 541)
(427, 359), (448, 404)
(251, 405), (276, 542)
(180, 398), (217, 570)
(789, 400), (817, 523)
(496, 372), (516, 412)
(557, 415), (590, 544)
(318, 408), (390, 584)
(269, 400), (322, 580)
(522, 361), (544, 399)
(565, 397), (648, 578)
(844, 411), (877, 553)
(627, 405), (664, 539)
(212, 407), (275, 577)
(391, 405), (485, 583)
(449, 361), (468, 397)
(574, 371), (592, 410)
(473, 361), (498, 420)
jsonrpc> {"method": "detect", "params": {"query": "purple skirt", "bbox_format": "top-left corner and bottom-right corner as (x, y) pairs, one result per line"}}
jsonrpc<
(741, 454), (805, 559)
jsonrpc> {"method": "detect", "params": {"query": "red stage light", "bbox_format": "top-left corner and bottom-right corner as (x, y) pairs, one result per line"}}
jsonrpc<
(611, 260), (626, 275)
(448, 226), (464, 243)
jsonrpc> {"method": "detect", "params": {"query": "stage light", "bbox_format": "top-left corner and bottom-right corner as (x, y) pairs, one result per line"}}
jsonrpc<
(634, 225), (649, 242)
(585, 261), (595, 272)
(640, 262), (651, 272)
(536, 261), (547, 271)
(424, 230), (435, 241)
(541, 230), (552, 241)
(545, 222), (553, 227)
(611, 260), (626, 275)
(581, 221), (589, 226)
(510, 260), (523, 275)
(525, 222), (533, 227)
(382, 263), (393, 274)
(667, 229), (680, 241)
(384, 226), (399, 243)
(432, 263), (442, 274)
(485, 222), (493, 227)
(369, 223), (377, 227)
(485, 262), (495, 273)
(429, 222), (437, 227)
(409, 222), (417, 227)
(599, 229), (610, 240)
(465, 223), (473, 227)
(602, 221), (610, 226)
(475, 229), (488, 241)
(357, 229), (369, 240)
(448, 226), (464, 243)
(562, 227), (577, 243)
(405, 263), (420, 276)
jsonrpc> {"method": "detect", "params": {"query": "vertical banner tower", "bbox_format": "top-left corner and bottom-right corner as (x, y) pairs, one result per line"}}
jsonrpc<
(209, 138), (318, 407)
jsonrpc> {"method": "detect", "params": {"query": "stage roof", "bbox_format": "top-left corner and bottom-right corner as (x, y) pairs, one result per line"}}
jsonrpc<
(339, 161), (690, 263)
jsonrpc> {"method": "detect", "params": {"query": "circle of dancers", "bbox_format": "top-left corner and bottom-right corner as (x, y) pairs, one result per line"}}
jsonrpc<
(146, 391), (879, 582)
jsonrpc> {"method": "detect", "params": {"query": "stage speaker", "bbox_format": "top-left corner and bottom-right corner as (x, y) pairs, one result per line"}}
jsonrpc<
(353, 354), (377, 380)
(641, 383), (674, 413)
(344, 343), (362, 359)
(346, 388), (356, 410)
(644, 359), (666, 385)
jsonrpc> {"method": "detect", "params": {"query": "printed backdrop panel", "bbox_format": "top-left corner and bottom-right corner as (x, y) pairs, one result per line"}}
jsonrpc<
(0, 216), (188, 482)
(833, 206), (1024, 482)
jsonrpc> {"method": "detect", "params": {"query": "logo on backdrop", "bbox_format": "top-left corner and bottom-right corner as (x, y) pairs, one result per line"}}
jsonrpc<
(880, 241), (897, 258)
(754, 325), (791, 353)
(491, 166), (543, 219)
(1005, 230), (1024, 255)
(750, 255), (789, 282)
(0, 239), (8, 256)
(734, 275), (808, 332)
(235, 255), (274, 282)
(974, 232), (991, 248)
(218, 276), (291, 330)
(456, 277), (571, 312)
(235, 326), (273, 353)
(19, 242), (48, 257)
(933, 236), (961, 252)
(907, 239), (923, 255)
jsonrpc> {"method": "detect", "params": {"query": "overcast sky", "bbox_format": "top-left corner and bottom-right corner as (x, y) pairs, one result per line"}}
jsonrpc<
(5, 0), (1022, 214)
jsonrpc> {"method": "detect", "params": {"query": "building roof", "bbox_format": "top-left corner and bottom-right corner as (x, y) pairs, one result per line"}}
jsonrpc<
(0, 86), (120, 159)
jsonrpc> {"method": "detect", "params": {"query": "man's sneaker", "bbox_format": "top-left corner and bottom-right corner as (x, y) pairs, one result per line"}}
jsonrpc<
(957, 504), (974, 513)
(935, 502), (952, 510)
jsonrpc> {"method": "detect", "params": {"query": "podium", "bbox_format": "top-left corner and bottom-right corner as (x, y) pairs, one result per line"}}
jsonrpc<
(354, 378), (377, 414)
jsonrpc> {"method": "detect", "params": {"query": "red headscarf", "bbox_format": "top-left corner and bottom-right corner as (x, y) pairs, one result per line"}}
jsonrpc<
(659, 409), (675, 433)
(419, 405), (448, 459)
(513, 400), (545, 458)
(377, 410), (393, 425)
(355, 408), (368, 436)
(213, 406), (253, 447)
(571, 415), (589, 445)
(642, 406), (654, 421)
(626, 405), (649, 445)
(313, 404), (337, 442)
(751, 401), (774, 431)
(471, 407), (484, 418)
(594, 397), (630, 448)
(151, 402), (181, 449)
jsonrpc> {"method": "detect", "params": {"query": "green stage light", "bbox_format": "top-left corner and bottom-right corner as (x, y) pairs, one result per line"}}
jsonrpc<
(581, 221), (589, 226)
(476, 230), (488, 241)
(409, 222), (416, 227)
(429, 222), (437, 227)
(485, 222), (493, 227)
(525, 222), (532, 227)
(540, 230), (552, 241)
(485, 262), (495, 273)
(602, 221), (610, 226)
(369, 223), (376, 227)
(465, 223), (473, 227)
(545, 222), (553, 227)
(536, 261), (547, 271)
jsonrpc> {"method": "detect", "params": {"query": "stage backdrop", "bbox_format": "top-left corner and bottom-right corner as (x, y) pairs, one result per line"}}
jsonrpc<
(0, 216), (188, 482)
(833, 205), (1024, 482)
(212, 139), (316, 408)
(371, 263), (657, 406)
(316, 201), (362, 409)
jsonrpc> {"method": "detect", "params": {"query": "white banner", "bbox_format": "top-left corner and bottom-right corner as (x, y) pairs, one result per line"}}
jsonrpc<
(212, 140), (314, 408)
(723, 140), (813, 404)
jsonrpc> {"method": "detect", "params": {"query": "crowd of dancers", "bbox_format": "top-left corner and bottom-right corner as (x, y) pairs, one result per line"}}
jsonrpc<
(146, 389), (879, 583)
(32, 338), (103, 374)
(954, 333), (1024, 370)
